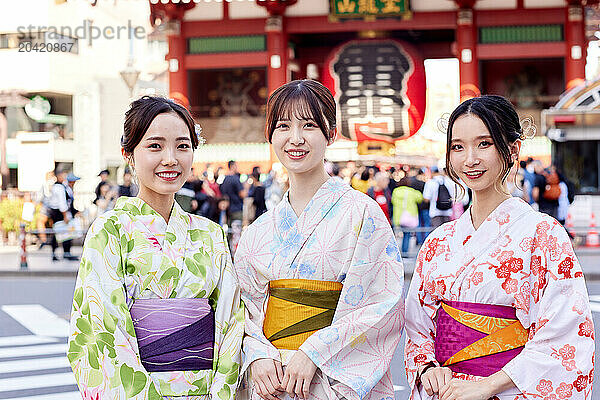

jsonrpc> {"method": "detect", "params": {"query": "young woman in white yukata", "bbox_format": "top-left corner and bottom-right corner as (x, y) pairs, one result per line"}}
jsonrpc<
(68, 96), (244, 399)
(234, 80), (405, 400)
(405, 95), (594, 400)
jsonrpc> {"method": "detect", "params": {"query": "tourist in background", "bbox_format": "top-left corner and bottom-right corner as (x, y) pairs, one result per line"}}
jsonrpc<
(392, 177), (423, 255)
(367, 171), (392, 222)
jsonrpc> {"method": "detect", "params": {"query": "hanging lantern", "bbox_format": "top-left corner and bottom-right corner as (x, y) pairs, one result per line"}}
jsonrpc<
(322, 39), (426, 154)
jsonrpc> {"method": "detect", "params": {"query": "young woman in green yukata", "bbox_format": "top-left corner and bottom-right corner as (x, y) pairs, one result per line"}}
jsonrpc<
(68, 96), (244, 399)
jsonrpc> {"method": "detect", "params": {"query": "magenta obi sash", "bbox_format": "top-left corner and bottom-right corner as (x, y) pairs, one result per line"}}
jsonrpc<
(434, 301), (528, 377)
(130, 298), (214, 372)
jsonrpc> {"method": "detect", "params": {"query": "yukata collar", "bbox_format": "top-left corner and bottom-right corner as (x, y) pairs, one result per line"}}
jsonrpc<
(114, 196), (190, 253)
(273, 177), (351, 273)
(455, 196), (533, 255)
(114, 196), (187, 226)
(116, 196), (191, 298)
(281, 176), (350, 221)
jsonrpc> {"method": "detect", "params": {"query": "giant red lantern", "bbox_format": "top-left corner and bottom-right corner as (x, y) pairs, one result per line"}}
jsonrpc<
(322, 39), (426, 144)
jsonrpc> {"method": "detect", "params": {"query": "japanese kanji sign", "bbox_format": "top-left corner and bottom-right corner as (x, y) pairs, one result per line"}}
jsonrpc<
(330, 0), (410, 18)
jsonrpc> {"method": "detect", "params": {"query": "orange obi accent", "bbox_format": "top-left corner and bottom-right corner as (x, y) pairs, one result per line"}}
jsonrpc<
(440, 302), (529, 367)
(263, 279), (343, 351)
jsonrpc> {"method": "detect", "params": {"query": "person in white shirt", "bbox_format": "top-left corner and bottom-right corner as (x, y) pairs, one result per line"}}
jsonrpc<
(46, 168), (77, 261)
(423, 167), (454, 228)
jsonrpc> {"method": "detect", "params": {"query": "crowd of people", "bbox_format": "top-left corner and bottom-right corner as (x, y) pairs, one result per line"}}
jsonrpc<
(77, 154), (575, 259)
(35, 148), (574, 264)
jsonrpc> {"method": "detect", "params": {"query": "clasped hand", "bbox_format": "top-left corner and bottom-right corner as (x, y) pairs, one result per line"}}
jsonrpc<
(421, 367), (492, 400)
(250, 351), (317, 400)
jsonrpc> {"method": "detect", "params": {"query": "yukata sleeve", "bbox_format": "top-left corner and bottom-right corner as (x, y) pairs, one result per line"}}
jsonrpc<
(299, 200), (405, 400)
(67, 215), (161, 400)
(234, 226), (281, 376)
(404, 241), (438, 397)
(210, 228), (245, 400)
(502, 222), (595, 399)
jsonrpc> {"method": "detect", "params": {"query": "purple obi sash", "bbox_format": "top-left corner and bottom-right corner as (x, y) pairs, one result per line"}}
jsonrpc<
(435, 301), (527, 377)
(130, 298), (214, 372)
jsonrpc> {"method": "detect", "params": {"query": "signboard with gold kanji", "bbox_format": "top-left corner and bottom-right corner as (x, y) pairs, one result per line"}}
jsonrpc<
(329, 0), (410, 19)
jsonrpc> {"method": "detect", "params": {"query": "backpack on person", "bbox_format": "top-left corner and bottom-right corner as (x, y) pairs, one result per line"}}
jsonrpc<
(542, 170), (561, 201)
(436, 180), (452, 210)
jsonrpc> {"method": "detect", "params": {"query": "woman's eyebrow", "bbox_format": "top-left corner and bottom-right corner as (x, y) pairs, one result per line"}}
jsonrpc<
(144, 136), (191, 141)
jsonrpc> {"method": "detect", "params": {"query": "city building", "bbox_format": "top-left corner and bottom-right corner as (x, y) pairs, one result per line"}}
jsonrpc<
(0, 0), (166, 207)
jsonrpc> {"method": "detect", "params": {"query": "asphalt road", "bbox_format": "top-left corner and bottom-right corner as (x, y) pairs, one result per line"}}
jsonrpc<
(0, 277), (599, 399)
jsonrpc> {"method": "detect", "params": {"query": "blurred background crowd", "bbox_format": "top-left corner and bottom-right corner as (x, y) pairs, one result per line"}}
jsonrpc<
(17, 155), (574, 260)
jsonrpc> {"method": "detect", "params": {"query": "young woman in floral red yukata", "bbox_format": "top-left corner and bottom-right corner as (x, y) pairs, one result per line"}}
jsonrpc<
(405, 95), (594, 400)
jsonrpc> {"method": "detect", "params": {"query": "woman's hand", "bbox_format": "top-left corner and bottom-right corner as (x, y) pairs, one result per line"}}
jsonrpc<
(420, 366), (453, 397)
(438, 379), (492, 400)
(250, 358), (284, 400)
(281, 350), (317, 399)
(439, 370), (515, 400)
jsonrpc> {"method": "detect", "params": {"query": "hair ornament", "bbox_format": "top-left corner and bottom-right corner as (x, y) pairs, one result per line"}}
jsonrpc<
(437, 113), (450, 134)
(519, 116), (537, 140)
(195, 124), (206, 145)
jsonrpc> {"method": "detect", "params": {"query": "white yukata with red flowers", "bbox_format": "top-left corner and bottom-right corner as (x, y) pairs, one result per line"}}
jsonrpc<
(405, 197), (594, 400)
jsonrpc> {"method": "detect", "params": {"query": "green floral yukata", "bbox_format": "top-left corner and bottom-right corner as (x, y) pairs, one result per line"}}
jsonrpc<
(68, 197), (244, 399)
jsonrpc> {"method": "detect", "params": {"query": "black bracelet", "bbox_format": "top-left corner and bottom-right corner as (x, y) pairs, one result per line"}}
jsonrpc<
(415, 361), (439, 386)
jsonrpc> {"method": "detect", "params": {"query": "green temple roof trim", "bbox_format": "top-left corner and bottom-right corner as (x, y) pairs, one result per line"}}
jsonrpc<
(479, 25), (563, 44)
(188, 35), (266, 54)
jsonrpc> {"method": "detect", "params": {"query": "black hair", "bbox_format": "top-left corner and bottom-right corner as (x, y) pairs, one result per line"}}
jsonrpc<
(122, 96), (199, 155)
(360, 169), (370, 181)
(446, 95), (524, 191)
(265, 79), (336, 143)
(251, 166), (260, 181)
(331, 164), (340, 176)
(228, 160), (236, 169)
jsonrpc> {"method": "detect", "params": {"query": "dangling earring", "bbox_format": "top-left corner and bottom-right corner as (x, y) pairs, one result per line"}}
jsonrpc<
(128, 157), (138, 186)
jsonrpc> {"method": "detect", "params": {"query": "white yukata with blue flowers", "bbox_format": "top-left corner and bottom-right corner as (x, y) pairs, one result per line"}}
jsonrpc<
(234, 177), (405, 400)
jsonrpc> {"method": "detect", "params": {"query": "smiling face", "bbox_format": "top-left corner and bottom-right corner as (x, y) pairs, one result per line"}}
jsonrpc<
(449, 114), (507, 195)
(130, 112), (193, 205)
(270, 100), (331, 177)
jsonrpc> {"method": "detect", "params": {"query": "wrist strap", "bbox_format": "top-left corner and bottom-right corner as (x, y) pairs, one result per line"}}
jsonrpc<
(415, 361), (439, 387)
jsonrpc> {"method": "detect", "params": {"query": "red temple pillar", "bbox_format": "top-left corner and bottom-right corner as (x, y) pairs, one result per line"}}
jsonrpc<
(168, 29), (188, 101)
(565, 1), (586, 90)
(256, 0), (297, 94)
(266, 15), (288, 94)
(149, 3), (195, 106)
(455, 1), (480, 102)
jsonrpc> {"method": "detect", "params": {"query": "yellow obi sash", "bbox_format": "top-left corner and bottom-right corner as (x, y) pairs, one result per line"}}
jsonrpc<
(435, 301), (529, 377)
(263, 279), (343, 350)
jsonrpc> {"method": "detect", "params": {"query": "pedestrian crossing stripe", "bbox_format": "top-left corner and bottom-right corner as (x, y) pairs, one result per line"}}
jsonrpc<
(0, 307), (77, 400)
(0, 356), (70, 374)
(0, 343), (66, 359)
(0, 372), (75, 392)
(0, 336), (56, 347)
(1, 305), (69, 338)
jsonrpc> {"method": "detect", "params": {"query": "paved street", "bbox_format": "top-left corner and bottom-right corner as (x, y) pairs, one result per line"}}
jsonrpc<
(0, 276), (599, 399)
